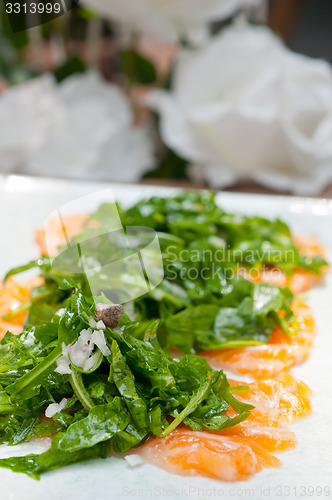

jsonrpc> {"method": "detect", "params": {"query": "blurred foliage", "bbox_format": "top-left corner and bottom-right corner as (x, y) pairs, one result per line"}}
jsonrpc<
(119, 48), (157, 85)
(144, 148), (188, 180)
(0, 34), (36, 84)
(54, 55), (86, 82)
(0, 3), (28, 48)
(77, 6), (98, 21)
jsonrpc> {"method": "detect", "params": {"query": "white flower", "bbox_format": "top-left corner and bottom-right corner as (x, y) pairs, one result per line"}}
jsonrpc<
(82, 0), (248, 44)
(0, 71), (155, 181)
(146, 23), (332, 195)
(0, 75), (56, 175)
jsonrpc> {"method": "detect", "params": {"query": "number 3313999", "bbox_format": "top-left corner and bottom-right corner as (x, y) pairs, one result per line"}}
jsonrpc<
(5, 3), (62, 14)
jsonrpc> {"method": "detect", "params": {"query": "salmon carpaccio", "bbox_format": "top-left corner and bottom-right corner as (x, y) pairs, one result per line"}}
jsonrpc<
(36, 215), (325, 295)
(236, 234), (326, 294)
(136, 372), (311, 481)
(0, 280), (313, 484)
(201, 299), (315, 380)
(36, 215), (320, 381)
(0, 276), (44, 338)
(5, 215), (321, 482)
(35, 213), (97, 257)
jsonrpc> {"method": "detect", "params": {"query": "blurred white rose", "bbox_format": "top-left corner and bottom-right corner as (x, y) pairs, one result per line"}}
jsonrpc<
(0, 71), (155, 181)
(82, 0), (248, 44)
(146, 23), (332, 194)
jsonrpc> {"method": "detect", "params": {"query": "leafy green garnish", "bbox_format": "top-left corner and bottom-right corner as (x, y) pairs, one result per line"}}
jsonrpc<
(5, 191), (323, 354)
(0, 288), (253, 478)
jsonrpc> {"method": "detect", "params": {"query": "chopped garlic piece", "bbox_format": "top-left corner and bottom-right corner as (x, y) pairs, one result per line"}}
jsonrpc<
(91, 330), (110, 356)
(45, 398), (68, 418)
(89, 318), (97, 329)
(124, 454), (144, 467)
(95, 320), (106, 330)
(55, 327), (110, 374)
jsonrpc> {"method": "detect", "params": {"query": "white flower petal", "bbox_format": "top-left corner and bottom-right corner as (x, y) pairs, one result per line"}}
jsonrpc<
(81, 0), (248, 43)
(147, 22), (332, 195)
(0, 71), (155, 182)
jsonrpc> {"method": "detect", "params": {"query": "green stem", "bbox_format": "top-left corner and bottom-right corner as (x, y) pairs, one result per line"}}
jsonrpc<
(162, 377), (212, 438)
(2, 301), (31, 321)
(230, 385), (250, 393)
(2, 286), (55, 321)
(6, 346), (62, 398)
(69, 371), (94, 411)
(122, 32), (138, 96)
(270, 311), (298, 338)
(0, 405), (28, 417)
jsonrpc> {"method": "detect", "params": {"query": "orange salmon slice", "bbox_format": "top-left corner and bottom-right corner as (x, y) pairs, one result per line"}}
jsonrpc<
(202, 299), (315, 380)
(36, 214), (93, 257)
(237, 234), (326, 294)
(0, 276), (44, 339)
(138, 429), (273, 481)
(136, 372), (311, 481)
(229, 372), (312, 423)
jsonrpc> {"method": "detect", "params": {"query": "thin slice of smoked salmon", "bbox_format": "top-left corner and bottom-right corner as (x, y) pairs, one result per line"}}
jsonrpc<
(201, 299), (315, 380)
(293, 235), (325, 259)
(238, 265), (323, 295)
(0, 276), (43, 339)
(220, 413), (296, 454)
(229, 372), (312, 423)
(137, 417), (293, 481)
(36, 216), (326, 293)
(136, 372), (310, 481)
(36, 214), (91, 257)
(238, 235), (326, 294)
(137, 428), (278, 481)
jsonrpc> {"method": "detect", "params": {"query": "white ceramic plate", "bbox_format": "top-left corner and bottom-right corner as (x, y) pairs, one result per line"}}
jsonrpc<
(1, 175), (332, 500)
